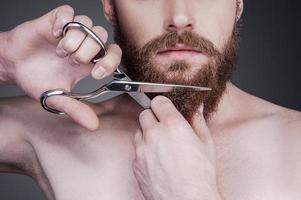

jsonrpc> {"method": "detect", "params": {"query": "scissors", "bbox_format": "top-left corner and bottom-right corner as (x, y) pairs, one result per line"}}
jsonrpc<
(40, 22), (211, 114)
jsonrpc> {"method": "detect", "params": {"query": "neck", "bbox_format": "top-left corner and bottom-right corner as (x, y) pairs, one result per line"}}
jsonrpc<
(207, 81), (250, 127)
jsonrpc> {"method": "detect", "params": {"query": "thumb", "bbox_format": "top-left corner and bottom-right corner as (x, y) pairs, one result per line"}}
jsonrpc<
(191, 105), (213, 145)
(46, 95), (99, 131)
(35, 5), (74, 43)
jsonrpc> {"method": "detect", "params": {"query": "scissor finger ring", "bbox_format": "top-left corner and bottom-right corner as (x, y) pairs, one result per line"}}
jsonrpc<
(40, 22), (108, 114)
(62, 21), (108, 63)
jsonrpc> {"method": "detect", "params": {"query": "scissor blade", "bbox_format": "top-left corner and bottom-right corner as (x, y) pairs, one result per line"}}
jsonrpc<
(128, 92), (151, 109)
(107, 80), (211, 93)
(112, 71), (152, 108)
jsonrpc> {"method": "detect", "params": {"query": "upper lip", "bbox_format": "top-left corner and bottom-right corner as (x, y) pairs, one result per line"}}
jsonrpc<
(158, 44), (201, 54)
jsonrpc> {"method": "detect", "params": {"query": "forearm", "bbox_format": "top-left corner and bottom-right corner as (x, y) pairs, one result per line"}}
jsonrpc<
(0, 31), (13, 85)
(0, 99), (32, 174)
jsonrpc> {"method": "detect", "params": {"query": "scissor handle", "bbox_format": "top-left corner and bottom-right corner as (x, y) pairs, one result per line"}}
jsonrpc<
(40, 86), (108, 114)
(40, 22), (123, 114)
(62, 22), (108, 63)
(40, 22), (109, 114)
(40, 89), (71, 114)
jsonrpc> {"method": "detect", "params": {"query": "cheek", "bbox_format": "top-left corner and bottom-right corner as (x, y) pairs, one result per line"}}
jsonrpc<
(115, 2), (164, 48)
(193, 0), (237, 50)
(198, 0), (236, 50)
(114, 0), (237, 50)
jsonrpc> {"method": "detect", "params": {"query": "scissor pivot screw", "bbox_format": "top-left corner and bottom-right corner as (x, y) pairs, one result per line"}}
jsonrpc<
(124, 84), (132, 91)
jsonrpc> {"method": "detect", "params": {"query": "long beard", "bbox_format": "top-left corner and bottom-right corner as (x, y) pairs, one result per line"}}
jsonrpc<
(114, 21), (241, 122)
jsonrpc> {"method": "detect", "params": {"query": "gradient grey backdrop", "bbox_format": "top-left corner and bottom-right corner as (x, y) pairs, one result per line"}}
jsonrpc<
(0, 0), (300, 199)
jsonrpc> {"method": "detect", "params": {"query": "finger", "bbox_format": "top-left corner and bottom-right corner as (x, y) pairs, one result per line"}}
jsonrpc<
(56, 15), (93, 59)
(52, 5), (75, 38)
(151, 95), (184, 123)
(139, 109), (158, 133)
(91, 44), (122, 79)
(134, 129), (143, 146)
(46, 96), (99, 131)
(191, 108), (213, 145)
(34, 5), (74, 44)
(70, 26), (108, 65)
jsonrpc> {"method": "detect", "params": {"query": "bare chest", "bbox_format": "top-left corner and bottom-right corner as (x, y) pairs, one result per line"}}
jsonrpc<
(213, 123), (301, 200)
(28, 116), (301, 200)
(28, 115), (145, 200)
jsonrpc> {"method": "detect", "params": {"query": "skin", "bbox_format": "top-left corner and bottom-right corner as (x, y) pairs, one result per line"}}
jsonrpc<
(1, 1), (301, 200)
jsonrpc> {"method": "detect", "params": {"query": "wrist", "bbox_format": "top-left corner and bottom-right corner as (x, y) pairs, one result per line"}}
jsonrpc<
(0, 31), (14, 84)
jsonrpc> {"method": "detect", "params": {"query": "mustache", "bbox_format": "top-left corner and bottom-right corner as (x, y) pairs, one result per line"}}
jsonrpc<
(139, 31), (221, 57)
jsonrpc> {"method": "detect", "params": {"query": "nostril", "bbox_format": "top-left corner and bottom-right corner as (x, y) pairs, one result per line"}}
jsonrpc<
(186, 24), (193, 29)
(167, 23), (193, 32)
(168, 24), (176, 30)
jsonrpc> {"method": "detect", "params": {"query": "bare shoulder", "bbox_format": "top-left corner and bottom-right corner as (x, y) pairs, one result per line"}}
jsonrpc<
(244, 94), (301, 137)
(273, 104), (301, 135)
(1, 95), (43, 115)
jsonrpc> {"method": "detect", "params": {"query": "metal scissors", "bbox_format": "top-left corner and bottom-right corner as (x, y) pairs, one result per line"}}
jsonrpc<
(40, 22), (211, 114)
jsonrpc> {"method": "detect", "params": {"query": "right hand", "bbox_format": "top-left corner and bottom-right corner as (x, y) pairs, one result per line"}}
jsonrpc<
(2, 5), (122, 130)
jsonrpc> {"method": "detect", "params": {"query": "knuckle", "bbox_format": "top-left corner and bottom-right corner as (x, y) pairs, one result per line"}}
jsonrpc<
(62, 37), (78, 53)
(144, 127), (160, 143)
(151, 95), (172, 109)
(75, 15), (93, 27)
(73, 51), (90, 64)
(59, 4), (74, 15)
(103, 58), (118, 73)
(164, 115), (180, 127)
(110, 47), (122, 63)
(92, 26), (108, 42)
(111, 44), (122, 56)
(135, 145), (144, 159)
(139, 109), (151, 120)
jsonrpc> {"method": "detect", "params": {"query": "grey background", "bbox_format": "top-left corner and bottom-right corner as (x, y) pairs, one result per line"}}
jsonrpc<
(0, 0), (300, 199)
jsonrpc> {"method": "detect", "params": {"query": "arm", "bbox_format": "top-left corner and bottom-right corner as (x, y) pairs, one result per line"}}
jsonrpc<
(0, 31), (13, 85)
(0, 33), (35, 174)
(0, 98), (33, 174)
(0, 5), (122, 130)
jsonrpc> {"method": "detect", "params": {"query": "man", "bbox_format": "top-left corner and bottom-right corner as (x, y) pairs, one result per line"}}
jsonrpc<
(0, 0), (301, 200)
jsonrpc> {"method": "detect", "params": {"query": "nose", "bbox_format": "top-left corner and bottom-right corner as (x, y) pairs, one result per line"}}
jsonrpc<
(164, 0), (194, 33)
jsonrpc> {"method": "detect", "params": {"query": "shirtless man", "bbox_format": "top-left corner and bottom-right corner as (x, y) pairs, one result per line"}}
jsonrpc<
(0, 0), (301, 200)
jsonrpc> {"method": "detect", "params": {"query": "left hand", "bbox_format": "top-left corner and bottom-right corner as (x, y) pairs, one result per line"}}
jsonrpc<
(133, 96), (222, 200)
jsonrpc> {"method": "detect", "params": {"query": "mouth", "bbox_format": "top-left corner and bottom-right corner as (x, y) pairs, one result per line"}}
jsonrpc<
(156, 44), (202, 59)
(157, 44), (202, 57)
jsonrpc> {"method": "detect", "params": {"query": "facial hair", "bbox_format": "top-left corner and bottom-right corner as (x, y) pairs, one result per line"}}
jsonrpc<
(113, 21), (241, 122)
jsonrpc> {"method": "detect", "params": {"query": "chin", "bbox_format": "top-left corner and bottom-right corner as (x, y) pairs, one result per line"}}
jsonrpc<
(153, 61), (206, 83)
(164, 71), (199, 83)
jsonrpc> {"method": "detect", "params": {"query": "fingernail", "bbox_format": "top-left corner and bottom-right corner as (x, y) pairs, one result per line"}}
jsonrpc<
(93, 67), (106, 79)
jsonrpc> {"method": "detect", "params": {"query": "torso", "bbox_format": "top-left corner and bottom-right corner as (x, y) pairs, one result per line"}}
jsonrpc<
(2, 91), (301, 200)
(213, 113), (301, 200)
(23, 102), (146, 200)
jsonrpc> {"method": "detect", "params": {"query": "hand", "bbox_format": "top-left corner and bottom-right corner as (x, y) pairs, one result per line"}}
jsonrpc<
(1, 5), (122, 130)
(133, 96), (222, 200)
